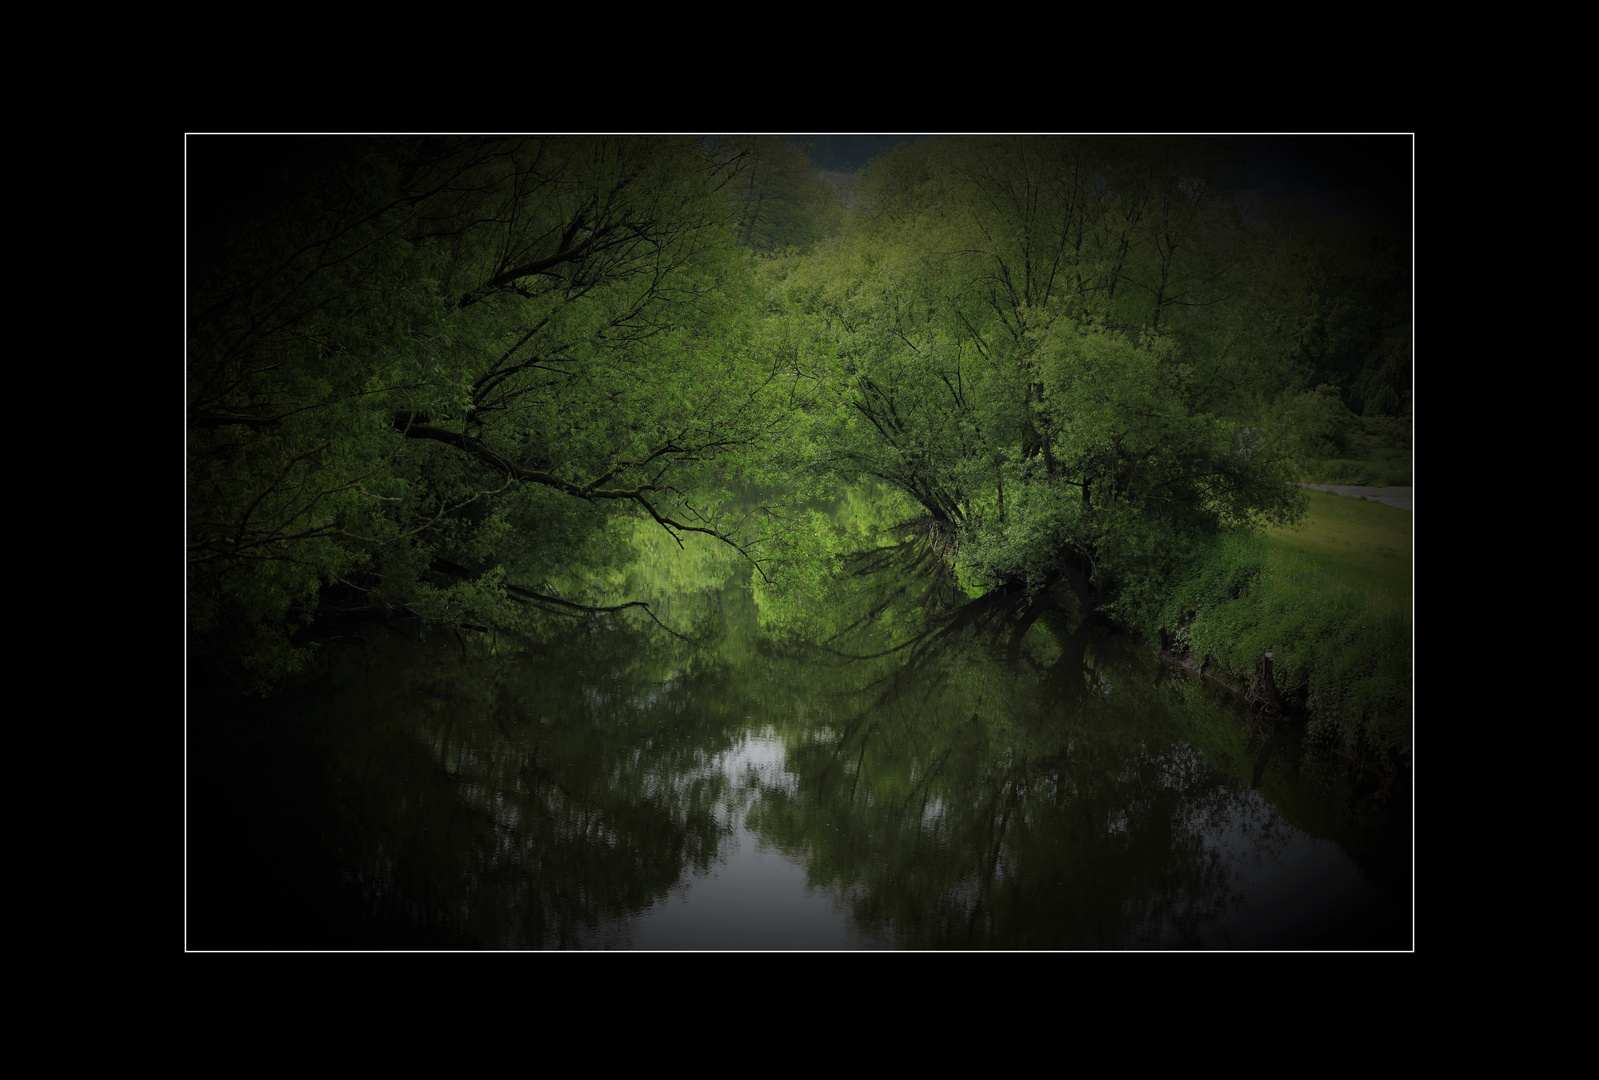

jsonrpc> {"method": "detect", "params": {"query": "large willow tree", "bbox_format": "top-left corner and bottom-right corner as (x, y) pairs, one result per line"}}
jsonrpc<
(767, 136), (1307, 624)
(188, 136), (800, 690)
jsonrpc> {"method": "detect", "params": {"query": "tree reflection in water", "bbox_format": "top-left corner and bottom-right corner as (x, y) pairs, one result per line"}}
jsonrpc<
(188, 502), (1408, 949)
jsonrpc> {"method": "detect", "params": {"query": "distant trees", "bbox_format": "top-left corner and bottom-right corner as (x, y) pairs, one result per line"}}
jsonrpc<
(1243, 194), (1412, 417)
(720, 135), (843, 253)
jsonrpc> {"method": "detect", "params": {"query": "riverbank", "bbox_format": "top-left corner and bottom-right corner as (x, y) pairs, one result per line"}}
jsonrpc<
(1153, 489), (1412, 756)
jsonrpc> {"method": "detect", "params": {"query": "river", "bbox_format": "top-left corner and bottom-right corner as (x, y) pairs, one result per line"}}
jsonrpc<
(186, 488), (1411, 950)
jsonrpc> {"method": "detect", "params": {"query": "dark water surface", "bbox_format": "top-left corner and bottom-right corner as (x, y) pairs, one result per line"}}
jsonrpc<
(188, 496), (1411, 950)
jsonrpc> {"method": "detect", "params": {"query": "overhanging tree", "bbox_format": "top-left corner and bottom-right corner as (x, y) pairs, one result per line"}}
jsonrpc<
(770, 136), (1306, 624)
(188, 136), (800, 690)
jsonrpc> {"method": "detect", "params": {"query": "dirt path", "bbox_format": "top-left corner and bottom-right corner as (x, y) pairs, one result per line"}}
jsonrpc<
(1298, 484), (1412, 512)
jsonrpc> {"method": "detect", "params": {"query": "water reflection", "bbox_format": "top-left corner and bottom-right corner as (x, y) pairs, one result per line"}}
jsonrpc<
(187, 492), (1410, 949)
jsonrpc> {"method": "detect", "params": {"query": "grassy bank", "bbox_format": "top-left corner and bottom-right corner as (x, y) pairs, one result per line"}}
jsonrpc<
(1155, 489), (1412, 754)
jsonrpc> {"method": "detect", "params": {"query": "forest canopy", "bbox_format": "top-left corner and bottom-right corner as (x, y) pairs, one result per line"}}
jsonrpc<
(187, 135), (1410, 692)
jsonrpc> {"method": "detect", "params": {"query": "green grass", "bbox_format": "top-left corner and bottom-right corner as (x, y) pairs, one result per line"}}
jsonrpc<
(1265, 489), (1412, 599)
(1157, 489), (1412, 753)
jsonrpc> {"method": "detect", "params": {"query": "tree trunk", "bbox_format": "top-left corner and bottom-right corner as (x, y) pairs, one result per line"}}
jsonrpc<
(1259, 651), (1288, 714)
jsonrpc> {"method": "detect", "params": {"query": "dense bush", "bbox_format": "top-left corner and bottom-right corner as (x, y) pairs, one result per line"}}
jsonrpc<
(1348, 414), (1412, 455)
(1304, 450), (1411, 487)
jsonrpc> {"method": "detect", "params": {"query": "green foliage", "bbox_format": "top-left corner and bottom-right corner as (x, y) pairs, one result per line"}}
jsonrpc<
(765, 136), (1307, 619)
(1300, 455), (1412, 486)
(1275, 383), (1355, 461)
(1154, 531), (1268, 650)
(1254, 205), (1411, 416)
(1347, 414), (1412, 456)
(1272, 386), (1412, 485)
(189, 136), (798, 692)
(751, 481), (927, 642)
(190, 135), (1409, 709)
(721, 136), (843, 253)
